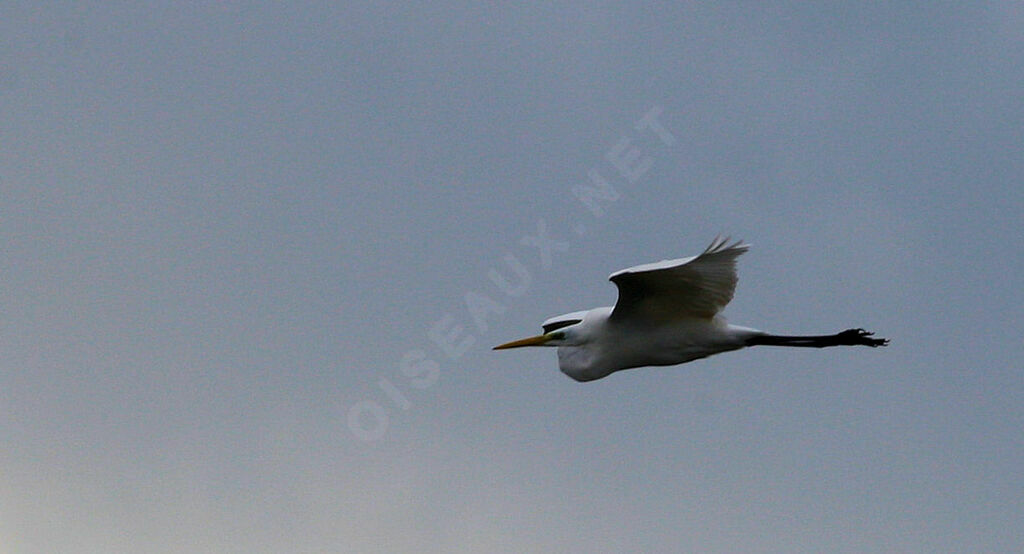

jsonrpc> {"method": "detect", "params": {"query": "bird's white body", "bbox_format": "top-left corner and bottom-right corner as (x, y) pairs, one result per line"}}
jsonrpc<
(552, 307), (761, 381)
(494, 237), (887, 382)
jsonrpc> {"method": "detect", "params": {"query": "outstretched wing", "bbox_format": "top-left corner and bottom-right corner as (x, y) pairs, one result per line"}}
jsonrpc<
(608, 236), (749, 323)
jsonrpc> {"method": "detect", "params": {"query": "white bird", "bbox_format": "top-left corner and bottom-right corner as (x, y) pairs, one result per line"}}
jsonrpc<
(494, 237), (888, 382)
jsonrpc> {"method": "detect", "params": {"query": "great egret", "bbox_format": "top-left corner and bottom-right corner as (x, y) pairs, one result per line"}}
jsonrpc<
(494, 237), (888, 382)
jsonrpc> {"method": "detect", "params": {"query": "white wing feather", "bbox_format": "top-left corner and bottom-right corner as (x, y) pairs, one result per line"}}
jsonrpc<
(608, 236), (749, 322)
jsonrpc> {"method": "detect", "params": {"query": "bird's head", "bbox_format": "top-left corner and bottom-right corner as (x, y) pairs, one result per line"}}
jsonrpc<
(492, 325), (582, 350)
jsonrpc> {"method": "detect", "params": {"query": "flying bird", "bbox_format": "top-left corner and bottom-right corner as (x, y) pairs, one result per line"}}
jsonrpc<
(494, 237), (888, 382)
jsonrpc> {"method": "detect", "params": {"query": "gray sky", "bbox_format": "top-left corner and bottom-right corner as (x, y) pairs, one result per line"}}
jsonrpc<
(2, 3), (1022, 553)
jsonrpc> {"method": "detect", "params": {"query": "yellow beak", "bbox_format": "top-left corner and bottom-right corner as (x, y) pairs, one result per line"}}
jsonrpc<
(493, 333), (555, 350)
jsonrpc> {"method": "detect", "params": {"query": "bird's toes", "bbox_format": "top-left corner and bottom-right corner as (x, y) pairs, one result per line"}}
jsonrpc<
(867, 336), (889, 347)
(843, 328), (888, 347)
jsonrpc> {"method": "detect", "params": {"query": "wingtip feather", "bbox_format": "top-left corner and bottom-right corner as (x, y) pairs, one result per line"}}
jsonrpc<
(705, 235), (749, 255)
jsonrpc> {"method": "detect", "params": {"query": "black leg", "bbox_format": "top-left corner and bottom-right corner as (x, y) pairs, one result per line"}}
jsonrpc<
(746, 328), (889, 348)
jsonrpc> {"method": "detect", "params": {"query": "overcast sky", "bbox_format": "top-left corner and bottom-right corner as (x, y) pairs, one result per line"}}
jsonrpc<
(2, 3), (1022, 553)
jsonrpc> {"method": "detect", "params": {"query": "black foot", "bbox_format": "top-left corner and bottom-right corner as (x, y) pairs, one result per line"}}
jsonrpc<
(839, 328), (889, 347)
